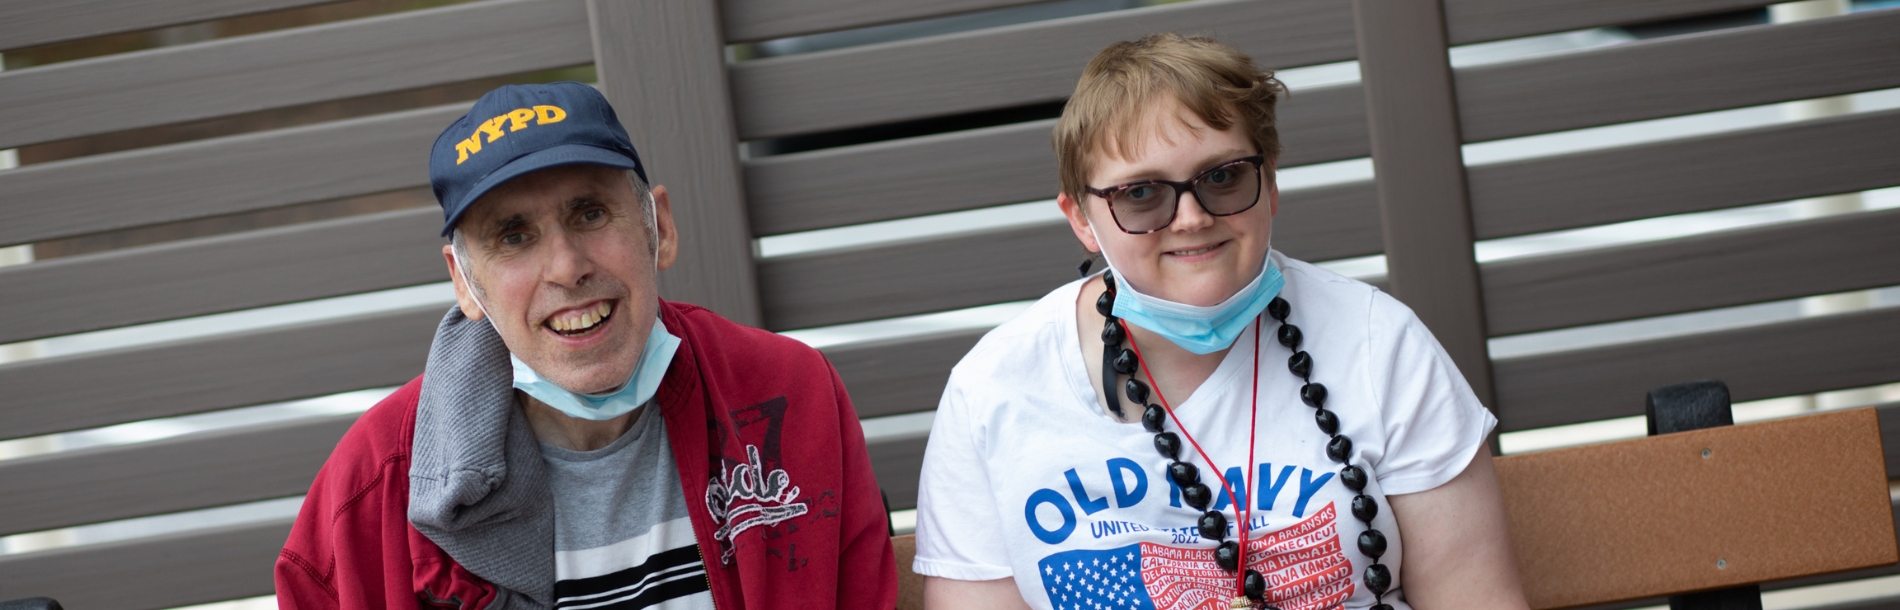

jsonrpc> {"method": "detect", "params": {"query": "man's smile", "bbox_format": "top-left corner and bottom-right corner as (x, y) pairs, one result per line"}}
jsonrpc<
(544, 300), (615, 338)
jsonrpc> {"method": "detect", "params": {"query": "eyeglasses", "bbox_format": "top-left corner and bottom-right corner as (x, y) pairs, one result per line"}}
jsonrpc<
(1085, 155), (1267, 234)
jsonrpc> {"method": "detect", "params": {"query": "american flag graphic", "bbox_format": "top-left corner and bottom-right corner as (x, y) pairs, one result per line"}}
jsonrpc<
(1039, 503), (1353, 610)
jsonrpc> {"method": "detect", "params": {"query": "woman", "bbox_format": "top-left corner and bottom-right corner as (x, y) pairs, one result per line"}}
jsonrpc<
(910, 34), (1528, 610)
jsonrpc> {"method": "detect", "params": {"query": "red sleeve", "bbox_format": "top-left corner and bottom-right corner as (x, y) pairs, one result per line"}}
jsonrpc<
(826, 359), (900, 608)
(277, 380), (435, 610)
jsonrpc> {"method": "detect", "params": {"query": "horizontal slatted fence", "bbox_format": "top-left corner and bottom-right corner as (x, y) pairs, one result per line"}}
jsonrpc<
(0, 0), (350, 52)
(0, 0), (592, 151)
(0, 103), (464, 249)
(3, 1), (1898, 609)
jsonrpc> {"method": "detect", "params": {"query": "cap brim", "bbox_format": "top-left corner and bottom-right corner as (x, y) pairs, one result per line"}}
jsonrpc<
(440, 144), (641, 237)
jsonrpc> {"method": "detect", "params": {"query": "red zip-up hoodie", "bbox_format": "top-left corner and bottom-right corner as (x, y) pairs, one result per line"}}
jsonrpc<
(276, 301), (896, 610)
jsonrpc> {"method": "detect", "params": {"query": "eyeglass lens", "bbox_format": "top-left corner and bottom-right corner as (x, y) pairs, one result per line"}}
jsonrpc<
(1109, 160), (1261, 233)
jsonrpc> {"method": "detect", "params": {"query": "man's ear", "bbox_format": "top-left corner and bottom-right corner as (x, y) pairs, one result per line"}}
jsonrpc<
(1057, 192), (1102, 253)
(651, 185), (679, 271)
(443, 243), (484, 321)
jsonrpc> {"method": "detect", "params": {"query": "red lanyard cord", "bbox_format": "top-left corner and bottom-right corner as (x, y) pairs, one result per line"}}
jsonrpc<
(1116, 317), (1262, 596)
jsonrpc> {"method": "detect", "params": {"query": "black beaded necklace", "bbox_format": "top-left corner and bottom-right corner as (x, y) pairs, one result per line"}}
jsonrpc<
(1094, 268), (1393, 610)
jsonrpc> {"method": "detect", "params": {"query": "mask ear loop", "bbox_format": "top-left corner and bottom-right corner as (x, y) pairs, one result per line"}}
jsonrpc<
(453, 255), (491, 320)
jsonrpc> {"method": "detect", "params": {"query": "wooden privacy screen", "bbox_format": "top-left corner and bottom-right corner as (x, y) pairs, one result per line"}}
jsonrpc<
(1498, 408), (1898, 609)
(2, 0), (1899, 608)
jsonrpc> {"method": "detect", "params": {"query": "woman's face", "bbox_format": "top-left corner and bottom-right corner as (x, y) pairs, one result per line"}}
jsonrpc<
(1059, 98), (1278, 307)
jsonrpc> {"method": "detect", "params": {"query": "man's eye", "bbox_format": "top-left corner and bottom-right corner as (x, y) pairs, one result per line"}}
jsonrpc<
(500, 233), (526, 245)
(580, 209), (605, 223)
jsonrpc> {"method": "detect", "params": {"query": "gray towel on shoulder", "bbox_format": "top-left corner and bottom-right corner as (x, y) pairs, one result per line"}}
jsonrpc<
(408, 306), (555, 609)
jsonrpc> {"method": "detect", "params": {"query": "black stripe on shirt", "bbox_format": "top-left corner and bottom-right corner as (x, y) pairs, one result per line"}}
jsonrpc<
(554, 545), (705, 602)
(556, 570), (708, 610)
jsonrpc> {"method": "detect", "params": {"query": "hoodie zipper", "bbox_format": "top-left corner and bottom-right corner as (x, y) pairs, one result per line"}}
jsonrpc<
(695, 543), (718, 609)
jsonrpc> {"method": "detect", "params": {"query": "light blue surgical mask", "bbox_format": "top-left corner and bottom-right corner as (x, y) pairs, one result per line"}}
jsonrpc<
(453, 250), (679, 420)
(1090, 225), (1284, 354)
(509, 317), (680, 420)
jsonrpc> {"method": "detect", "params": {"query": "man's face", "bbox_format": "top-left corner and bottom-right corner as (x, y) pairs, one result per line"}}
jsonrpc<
(444, 164), (677, 395)
(1059, 97), (1277, 307)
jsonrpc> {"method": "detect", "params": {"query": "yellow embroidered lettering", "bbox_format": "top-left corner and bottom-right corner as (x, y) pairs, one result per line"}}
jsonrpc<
(534, 105), (567, 125)
(506, 108), (536, 132)
(454, 136), (482, 165)
(477, 116), (507, 143)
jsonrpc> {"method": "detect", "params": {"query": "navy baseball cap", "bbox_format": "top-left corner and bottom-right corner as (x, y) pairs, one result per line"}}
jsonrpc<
(430, 82), (647, 237)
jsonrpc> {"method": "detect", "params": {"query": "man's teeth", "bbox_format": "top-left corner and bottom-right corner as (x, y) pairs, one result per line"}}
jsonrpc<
(549, 301), (613, 332)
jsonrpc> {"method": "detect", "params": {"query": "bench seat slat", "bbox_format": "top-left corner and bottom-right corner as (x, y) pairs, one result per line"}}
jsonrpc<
(1497, 408), (1896, 608)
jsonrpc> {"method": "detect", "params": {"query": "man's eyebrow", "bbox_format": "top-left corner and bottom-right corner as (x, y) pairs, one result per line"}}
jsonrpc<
(565, 195), (604, 211)
(482, 213), (530, 240)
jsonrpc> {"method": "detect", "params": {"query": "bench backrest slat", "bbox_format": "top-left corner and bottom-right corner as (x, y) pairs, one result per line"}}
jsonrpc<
(1497, 408), (1897, 608)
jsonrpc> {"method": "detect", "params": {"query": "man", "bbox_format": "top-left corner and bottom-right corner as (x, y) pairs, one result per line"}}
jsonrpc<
(276, 82), (896, 610)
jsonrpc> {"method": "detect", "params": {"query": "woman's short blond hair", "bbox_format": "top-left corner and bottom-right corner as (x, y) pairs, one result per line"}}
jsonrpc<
(1054, 33), (1285, 204)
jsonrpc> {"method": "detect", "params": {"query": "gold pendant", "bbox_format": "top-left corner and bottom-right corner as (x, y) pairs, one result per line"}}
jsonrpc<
(1230, 596), (1254, 609)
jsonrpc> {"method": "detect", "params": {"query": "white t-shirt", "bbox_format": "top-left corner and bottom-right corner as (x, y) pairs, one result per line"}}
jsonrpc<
(913, 251), (1495, 610)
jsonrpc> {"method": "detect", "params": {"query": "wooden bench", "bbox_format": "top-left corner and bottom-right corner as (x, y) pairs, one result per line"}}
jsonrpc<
(888, 381), (1899, 609)
(2, 0), (1898, 608)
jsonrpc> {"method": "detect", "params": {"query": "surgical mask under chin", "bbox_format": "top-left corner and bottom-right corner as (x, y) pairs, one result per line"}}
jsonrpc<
(510, 317), (681, 420)
(455, 264), (680, 420)
(1089, 224), (1285, 355)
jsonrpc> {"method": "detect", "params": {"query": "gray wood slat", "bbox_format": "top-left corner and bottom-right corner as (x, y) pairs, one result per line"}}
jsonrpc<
(828, 329), (987, 420)
(0, 327), (976, 536)
(0, 103), (463, 249)
(1457, 9), (1900, 144)
(755, 178), (1382, 332)
(1881, 402), (1900, 479)
(0, 0), (347, 52)
(0, 414), (356, 537)
(1350, 0), (1496, 407)
(727, 0), (1356, 140)
(1494, 306), (1900, 433)
(0, 0), (591, 151)
(869, 432), (929, 511)
(743, 82), (1366, 236)
(720, 0), (1049, 43)
(0, 306), (441, 441)
(1443, 0), (1780, 46)
(0, 207), (446, 346)
(758, 221), (1077, 332)
(591, 0), (762, 326)
(0, 519), (289, 610)
(1483, 207), (1900, 337)
(1469, 107), (1900, 243)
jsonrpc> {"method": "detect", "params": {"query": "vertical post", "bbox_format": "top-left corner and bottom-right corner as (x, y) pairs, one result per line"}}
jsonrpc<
(1646, 380), (1766, 610)
(1349, 0), (1496, 408)
(587, 0), (763, 327)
